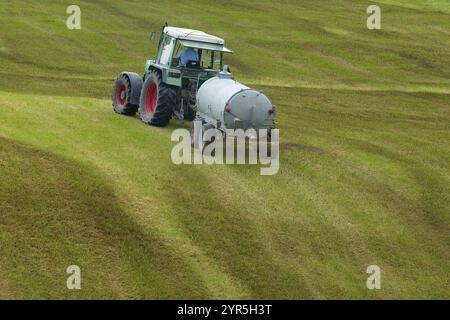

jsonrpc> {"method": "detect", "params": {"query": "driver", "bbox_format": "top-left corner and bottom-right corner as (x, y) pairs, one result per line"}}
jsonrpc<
(176, 47), (199, 67)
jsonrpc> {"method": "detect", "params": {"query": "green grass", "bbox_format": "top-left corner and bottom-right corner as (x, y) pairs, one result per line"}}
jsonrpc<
(0, 0), (449, 299)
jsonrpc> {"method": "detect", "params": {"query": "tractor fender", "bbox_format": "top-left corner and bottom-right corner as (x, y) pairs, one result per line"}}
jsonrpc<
(147, 66), (168, 83)
(120, 72), (143, 106)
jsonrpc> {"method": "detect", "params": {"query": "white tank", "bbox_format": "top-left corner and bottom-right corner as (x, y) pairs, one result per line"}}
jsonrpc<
(196, 68), (275, 131)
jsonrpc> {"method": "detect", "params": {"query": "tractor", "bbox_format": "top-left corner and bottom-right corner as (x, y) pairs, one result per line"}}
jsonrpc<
(112, 25), (276, 135)
(112, 25), (233, 126)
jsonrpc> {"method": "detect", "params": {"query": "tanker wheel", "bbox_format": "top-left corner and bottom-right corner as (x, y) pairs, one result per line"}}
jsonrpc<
(112, 74), (139, 116)
(184, 107), (196, 121)
(139, 70), (177, 127)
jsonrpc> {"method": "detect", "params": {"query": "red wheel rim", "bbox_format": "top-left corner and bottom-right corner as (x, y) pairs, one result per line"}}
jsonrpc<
(145, 82), (157, 115)
(116, 83), (127, 109)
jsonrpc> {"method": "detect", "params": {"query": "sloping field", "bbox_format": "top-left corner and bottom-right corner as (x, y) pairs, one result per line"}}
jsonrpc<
(0, 0), (449, 299)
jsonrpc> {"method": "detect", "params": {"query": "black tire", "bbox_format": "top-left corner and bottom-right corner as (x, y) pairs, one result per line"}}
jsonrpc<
(112, 72), (142, 116)
(184, 106), (196, 121)
(139, 70), (177, 127)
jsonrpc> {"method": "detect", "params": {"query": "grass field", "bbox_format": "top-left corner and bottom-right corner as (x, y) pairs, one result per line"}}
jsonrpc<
(0, 0), (449, 299)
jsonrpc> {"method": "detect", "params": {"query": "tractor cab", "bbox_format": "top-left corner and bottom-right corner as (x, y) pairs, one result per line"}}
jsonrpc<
(146, 27), (233, 87)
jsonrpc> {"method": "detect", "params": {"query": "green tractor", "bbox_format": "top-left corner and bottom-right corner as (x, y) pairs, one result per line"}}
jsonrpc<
(112, 25), (233, 127)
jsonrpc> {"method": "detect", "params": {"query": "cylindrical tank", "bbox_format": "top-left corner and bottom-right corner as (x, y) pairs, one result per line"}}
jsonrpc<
(196, 69), (275, 131)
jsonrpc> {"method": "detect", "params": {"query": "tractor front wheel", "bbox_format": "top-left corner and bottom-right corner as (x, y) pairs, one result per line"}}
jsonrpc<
(139, 71), (177, 127)
(112, 73), (142, 116)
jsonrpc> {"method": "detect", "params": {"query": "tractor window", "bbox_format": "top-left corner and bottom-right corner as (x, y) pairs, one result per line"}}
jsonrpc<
(173, 42), (183, 62)
(158, 35), (175, 66)
(200, 50), (222, 70)
(171, 44), (200, 68)
(171, 44), (224, 70)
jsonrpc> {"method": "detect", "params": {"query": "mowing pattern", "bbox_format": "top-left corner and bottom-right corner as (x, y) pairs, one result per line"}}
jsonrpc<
(0, 0), (449, 299)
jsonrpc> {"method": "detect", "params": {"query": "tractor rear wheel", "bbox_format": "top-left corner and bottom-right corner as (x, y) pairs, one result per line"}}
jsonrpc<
(112, 73), (142, 116)
(139, 71), (177, 127)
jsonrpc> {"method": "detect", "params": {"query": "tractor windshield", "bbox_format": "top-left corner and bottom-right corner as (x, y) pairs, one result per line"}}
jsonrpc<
(158, 35), (176, 66)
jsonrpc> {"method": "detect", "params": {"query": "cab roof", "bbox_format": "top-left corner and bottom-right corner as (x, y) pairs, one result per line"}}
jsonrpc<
(164, 27), (225, 45)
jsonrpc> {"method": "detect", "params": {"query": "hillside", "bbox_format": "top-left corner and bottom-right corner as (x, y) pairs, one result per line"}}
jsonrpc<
(0, 0), (449, 299)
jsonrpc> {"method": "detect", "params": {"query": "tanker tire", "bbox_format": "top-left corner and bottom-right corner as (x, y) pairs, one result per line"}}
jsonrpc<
(184, 107), (196, 121)
(112, 73), (142, 116)
(139, 70), (177, 127)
